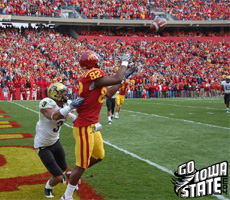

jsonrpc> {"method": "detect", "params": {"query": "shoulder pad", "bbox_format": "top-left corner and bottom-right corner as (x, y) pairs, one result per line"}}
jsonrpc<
(39, 98), (56, 109)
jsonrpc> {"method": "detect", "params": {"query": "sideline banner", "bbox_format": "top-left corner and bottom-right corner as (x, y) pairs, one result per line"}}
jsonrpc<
(0, 15), (11, 21)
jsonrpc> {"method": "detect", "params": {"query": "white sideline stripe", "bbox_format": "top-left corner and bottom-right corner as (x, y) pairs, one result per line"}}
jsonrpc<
(10, 102), (229, 200)
(9, 102), (72, 127)
(122, 109), (230, 130)
(10, 102), (172, 175)
(103, 140), (174, 175)
(156, 102), (220, 110)
(135, 101), (221, 110)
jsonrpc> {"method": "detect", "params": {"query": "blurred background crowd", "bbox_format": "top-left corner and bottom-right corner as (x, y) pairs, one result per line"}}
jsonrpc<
(0, 25), (229, 100)
(0, 0), (229, 20)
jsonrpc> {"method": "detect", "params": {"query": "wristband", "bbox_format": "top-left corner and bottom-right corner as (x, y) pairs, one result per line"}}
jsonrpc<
(51, 112), (55, 120)
(121, 77), (126, 84)
(121, 61), (128, 67)
(60, 106), (71, 117)
(67, 112), (77, 122)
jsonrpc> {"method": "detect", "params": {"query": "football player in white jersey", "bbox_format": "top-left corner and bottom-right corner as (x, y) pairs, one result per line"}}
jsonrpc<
(221, 76), (230, 113)
(34, 82), (85, 198)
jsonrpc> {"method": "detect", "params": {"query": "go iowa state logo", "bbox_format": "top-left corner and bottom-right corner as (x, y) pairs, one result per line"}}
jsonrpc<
(0, 108), (103, 200)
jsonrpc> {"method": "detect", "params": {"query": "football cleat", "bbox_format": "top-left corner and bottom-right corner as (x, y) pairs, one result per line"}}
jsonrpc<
(115, 115), (119, 119)
(45, 187), (54, 198)
(60, 195), (73, 200)
(66, 171), (71, 179)
(109, 121), (112, 125)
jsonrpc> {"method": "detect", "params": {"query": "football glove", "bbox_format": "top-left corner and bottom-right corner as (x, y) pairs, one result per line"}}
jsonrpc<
(124, 66), (138, 79)
(69, 97), (85, 109)
(117, 53), (132, 62)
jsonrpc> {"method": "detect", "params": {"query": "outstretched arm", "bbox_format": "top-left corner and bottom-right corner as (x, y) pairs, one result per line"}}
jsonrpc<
(94, 53), (132, 87)
(40, 98), (85, 121)
(94, 65), (127, 87)
(41, 108), (65, 121)
(106, 84), (122, 98)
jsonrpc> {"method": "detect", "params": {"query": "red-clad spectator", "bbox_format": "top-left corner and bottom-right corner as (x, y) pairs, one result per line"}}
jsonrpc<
(150, 84), (155, 98)
(210, 81), (216, 97)
(162, 83), (168, 98)
(37, 86), (43, 100)
(20, 85), (27, 100)
(179, 83), (184, 97)
(204, 82), (211, 97)
(12, 85), (17, 100)
(155, 84), (160, 98)
(199, 82), (205, 98)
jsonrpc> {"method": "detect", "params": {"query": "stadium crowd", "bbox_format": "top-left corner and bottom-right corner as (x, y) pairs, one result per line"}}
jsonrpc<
(151, 0), (230, 20)
(0, 0), (229, 20)
(0, 0), (65, 17)
(0, 26), (229, 100)
(79, 29), (230, 37)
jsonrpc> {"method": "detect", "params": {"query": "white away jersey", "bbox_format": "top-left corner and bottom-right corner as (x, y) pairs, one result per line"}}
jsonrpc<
(34, 98), (68, 148)
(221, 81), (230, 94)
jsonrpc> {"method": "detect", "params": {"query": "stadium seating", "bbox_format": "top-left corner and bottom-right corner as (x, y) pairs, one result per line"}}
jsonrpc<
(0, 0), (229, 20)
(151, 0), (230, 20)
(0, 26), (229, 100)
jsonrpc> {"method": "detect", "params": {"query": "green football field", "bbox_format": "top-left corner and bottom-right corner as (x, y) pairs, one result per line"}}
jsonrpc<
(0, 97), (229, 200)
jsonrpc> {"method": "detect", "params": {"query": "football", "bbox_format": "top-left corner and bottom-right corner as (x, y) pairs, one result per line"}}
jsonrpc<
(150, 18), (167, 32)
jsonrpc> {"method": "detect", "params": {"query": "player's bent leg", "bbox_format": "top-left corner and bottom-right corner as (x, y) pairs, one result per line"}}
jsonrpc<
(45, 174), (64, 198)
(73, 126), (94, 169)
(38, 144), (66, 198)
(49, 175), (64, 186)
(88, 157), (103, 168)
(69, 165), (85, 186)
(115, 105), (120, 118)
(91, 131), (105, 161)
(88, 130), (105, 167)
(61, 165), (84, 200)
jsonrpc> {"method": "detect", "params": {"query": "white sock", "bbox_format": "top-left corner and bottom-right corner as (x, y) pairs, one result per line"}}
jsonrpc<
(108, 116), (111, 121)
(64, 183), (77, 199)
(45, 180), (54, 189)
(227, 108), (229, 111)
(116, 112), (119, 116)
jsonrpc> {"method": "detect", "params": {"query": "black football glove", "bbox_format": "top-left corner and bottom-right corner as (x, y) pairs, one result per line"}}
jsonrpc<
(124, 66), (138, 79)
(69, 97), (85, 109)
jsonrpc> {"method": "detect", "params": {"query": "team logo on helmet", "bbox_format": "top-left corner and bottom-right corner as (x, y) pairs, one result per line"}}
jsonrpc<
(47, 82), (68, 102)
(79, 50), (100, 69)
(88, 53), (99, 61)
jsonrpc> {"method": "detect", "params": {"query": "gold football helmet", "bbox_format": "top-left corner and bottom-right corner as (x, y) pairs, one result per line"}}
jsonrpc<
(226, 75), (230, 83)
(47, 82), (68, 102)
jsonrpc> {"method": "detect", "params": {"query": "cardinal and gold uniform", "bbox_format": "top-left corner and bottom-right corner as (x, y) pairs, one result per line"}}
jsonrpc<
(74, 68), (107, 169)
(116, 81), (128, 108)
